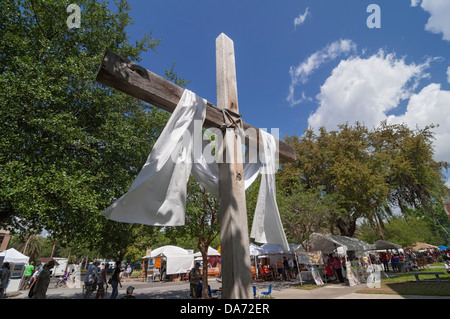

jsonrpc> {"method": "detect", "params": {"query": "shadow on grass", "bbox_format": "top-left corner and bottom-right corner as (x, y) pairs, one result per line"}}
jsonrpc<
(357, 267), (450, 297)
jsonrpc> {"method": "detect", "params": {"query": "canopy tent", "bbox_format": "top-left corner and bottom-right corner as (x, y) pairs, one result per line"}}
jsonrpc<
(0, 248), (30, 295)
(258, 243), (297, 255)
(144, 245), (194, 275)
(438, 245), (449, 250)
(408, 242), (438, 251)
(0, 248), (29, 264)
(249, 243), (265, 257)
(374, 240), (402, 250)
(193, 247), (221, 257)
(306, 233), (376, 253)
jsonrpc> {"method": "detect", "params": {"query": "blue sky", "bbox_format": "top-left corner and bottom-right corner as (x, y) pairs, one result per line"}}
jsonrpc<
(119, 0), (450, 185)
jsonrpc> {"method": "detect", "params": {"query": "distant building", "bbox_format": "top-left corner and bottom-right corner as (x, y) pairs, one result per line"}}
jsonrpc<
(0, 229), (11, 251)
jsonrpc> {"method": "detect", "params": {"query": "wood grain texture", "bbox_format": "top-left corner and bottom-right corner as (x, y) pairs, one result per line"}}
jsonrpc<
(96, 50), (296, 163)
(216, 33), (253, 299)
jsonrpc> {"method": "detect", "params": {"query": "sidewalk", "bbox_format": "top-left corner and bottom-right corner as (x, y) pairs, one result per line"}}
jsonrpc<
(270, 282), (450, 299)
(9, 276), (450, 299)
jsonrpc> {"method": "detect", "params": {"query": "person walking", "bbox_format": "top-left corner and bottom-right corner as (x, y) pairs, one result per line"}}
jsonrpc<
(391, 254), (398, 272)
(189, 263), (201, 299)
(381, 253), (389, 272)
(30, 260), (56, 299)
(0, 262), (11, 299)
(110, 261), (122, 299)
(282, 257), (289, 280)
(288, 258), (295, 280)
(126, 264), (132, 282)
(331, 256), (344, 283)
(83, 260), (100, 299)
(20, 261), (34, 290)
(95, 263), (108, 299)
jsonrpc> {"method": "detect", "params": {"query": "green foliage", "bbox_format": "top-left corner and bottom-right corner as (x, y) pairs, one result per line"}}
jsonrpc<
(0, 0), (167, 254)
(164, 178), (220, 252)
(277, 182), (342, 250)
(358, 216), (443, 247)
(282, 122), (448, 238)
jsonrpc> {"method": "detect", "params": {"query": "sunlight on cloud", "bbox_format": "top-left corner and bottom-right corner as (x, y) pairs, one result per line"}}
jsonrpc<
(414, 0), (450, 41)
(307, 51), (450, 163)
(287, 39), (357, 106)
(387, 83), (450, 162)
(308, 51), (429, 131)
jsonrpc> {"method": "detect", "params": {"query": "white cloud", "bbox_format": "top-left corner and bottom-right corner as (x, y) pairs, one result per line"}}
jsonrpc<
(447, 66), (450, 83)
(387, 83), (450, 162)
(415, 0), (450, 41)
(306, 50), (450, 164)
(288, 39), (357, 106)
(308, 51), (429, 131)
(294, 8), (310, 28)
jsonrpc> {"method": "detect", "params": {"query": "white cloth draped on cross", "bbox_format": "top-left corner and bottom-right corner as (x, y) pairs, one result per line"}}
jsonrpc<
(101, 89), (288, 250)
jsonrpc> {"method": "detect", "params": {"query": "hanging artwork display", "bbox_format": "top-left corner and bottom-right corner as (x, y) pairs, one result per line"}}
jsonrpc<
(345, 260), (360, 286)
(311, 267), (324, 286)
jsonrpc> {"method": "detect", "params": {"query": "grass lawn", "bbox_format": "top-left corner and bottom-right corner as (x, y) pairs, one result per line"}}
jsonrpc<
(356, 263), (450, 296)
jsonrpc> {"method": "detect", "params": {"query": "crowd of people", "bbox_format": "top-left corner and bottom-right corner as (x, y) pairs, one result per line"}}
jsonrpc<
(1, 247), (449, 299)
(374, 248), (450, 273)
(252, 256), (298, 281)
(80, 260), (136, 299)
(0, 258), (137, 299)
(249, 247), (450, 287)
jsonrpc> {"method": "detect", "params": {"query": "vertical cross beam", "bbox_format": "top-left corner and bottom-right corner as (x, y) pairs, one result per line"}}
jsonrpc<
(216, 33), (253, 299)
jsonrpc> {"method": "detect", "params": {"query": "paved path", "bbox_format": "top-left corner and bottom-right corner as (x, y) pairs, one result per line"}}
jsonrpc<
(270, 282), (450, 299)
(8, 277), (450, 299)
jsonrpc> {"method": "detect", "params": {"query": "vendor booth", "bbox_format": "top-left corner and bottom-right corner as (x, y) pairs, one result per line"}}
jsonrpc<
(408, 242), (438, 251)
(142, 245), (194, 282)
(250, 243), (297, 281)
(0, 248), (30, 295)
(249, 243), (265, 257)
(307, 233), (376, 253)
(298, 233), (377, 286)
(373, 239), (406, 272)
(194, 247), (221, 276)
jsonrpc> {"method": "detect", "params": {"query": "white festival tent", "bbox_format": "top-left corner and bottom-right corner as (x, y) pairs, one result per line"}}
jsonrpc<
(193, 246), (221, 258)
(0, 248), (29, 264)
(306, 233), (376, 253)
(259, 243), (297, 255)
(249, 243), (266, 257)
(0, 248), (30, 294)
(145, 245), (194, 275)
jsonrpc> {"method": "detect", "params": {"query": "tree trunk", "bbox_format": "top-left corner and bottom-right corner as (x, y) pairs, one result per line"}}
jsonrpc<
(336, 217), (357, 237)
(201, 246), (209, 299)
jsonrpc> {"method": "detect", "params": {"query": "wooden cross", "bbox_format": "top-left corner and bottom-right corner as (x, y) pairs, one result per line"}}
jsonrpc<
(96, 33), (296, 299)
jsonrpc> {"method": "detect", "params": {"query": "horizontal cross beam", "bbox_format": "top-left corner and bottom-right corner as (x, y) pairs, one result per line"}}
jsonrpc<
(96, 50), (296, 162)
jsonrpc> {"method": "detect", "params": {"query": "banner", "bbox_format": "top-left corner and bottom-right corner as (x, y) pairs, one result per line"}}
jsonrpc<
(311, 267), (324, 286)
